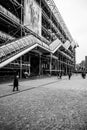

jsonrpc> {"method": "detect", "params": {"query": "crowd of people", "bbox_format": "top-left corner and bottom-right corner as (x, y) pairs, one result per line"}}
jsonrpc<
(57, 71), (72, 80)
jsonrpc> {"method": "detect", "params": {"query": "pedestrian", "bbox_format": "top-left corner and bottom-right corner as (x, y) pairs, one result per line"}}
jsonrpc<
(13, 73), (19, 91)
(81, 71), (86, 79)
(59, 71), (62, 79)
(57, 71), (59, 78)
(68, 72), (72, 80)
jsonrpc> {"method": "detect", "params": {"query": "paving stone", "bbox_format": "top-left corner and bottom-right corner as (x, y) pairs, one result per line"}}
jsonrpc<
(0, 75), (87, 129)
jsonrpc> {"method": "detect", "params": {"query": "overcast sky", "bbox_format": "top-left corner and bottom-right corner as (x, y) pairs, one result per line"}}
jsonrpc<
(53, 0), (87, 64)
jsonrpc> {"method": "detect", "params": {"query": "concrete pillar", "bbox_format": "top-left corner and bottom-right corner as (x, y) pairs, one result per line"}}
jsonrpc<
(39, 54), (42, 76)
(60, 55), (62, 71)
(60, 54), (63, 73)
(59, 55), (60, 71)
(20, 56), (22, 79)
(28, 54), (31, 76)
(66, 63), (67, 75)
(50, 53), (52, 75)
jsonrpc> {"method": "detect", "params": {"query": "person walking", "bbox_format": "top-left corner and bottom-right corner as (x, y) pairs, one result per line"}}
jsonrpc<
(81, 71), (86, 79)
(13, 73), (19, 91)
(59, 71), (62, 79)
(68, 72), (72, 80)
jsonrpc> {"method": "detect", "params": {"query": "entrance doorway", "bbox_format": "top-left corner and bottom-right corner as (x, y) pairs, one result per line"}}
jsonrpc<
(30, 55), (39, 76)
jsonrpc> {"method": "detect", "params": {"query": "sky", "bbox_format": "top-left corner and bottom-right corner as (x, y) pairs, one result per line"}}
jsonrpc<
(53, 0), (87, 64)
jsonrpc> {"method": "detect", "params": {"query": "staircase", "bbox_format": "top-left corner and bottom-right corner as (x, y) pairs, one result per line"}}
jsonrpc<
(0, 34), (50, 68)
(49, 38), (62, 53)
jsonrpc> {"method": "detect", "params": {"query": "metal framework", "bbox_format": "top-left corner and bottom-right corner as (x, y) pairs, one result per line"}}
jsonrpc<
(0, 0), (77, 79)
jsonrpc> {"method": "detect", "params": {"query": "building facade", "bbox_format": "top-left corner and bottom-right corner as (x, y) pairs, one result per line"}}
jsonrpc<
(0, 0), (77, 80)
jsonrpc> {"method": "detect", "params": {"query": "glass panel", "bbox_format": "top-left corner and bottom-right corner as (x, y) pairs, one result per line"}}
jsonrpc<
(2, 46), (10, 55)
(7, 44), (15, 53)
(12, 41), (20, 51)
(19, 39), (27, 47)
(23, 38), (29, 46)
(17, 41), (24, 49)
(29, 36), (35, 45)
(0, 49), (5, 59)
(24, 37), (31, 45)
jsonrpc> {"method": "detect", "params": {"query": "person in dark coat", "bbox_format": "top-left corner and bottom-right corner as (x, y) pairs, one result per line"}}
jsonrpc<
(68, 72), (72, 80)
(13, 74), (19, 91)
(81, 71), (86, 79)
(59, 71), (62, 79)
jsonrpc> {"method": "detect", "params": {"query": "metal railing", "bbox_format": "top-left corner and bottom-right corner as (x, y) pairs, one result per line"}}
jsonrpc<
(0, 34), (50, 65)
(0, 31), (15, 41)
(0, 5), (20, 24)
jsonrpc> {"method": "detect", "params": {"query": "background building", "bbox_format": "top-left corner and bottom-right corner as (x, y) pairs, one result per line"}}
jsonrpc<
(76, 57), (87, 73)
(85, 56), (87, 71)
(0, 0), (77, 81)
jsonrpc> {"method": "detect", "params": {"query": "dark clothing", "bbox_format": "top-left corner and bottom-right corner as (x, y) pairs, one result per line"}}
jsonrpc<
(13, 75), (19, 91)
(81, 72), (86, 79)
(57, 72), (62, 79)
(59, 72), (62, 79)
(68, 73), (72, 80)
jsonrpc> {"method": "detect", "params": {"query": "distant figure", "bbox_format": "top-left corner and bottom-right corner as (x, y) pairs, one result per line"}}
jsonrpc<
(81, 71), (86, 79)
(68, 72), (72, 80)
(59, 72), (62, 79)
(13, 73), (19, 91)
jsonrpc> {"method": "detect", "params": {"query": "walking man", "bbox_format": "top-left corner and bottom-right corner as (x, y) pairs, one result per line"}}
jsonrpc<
(13, 73), (19, 91)
(68, 72), (72, 80)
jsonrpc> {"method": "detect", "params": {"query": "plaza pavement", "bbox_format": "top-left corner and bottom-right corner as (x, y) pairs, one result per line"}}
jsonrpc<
(0, 74), (87, 130)
(0, 75), (68, 98)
